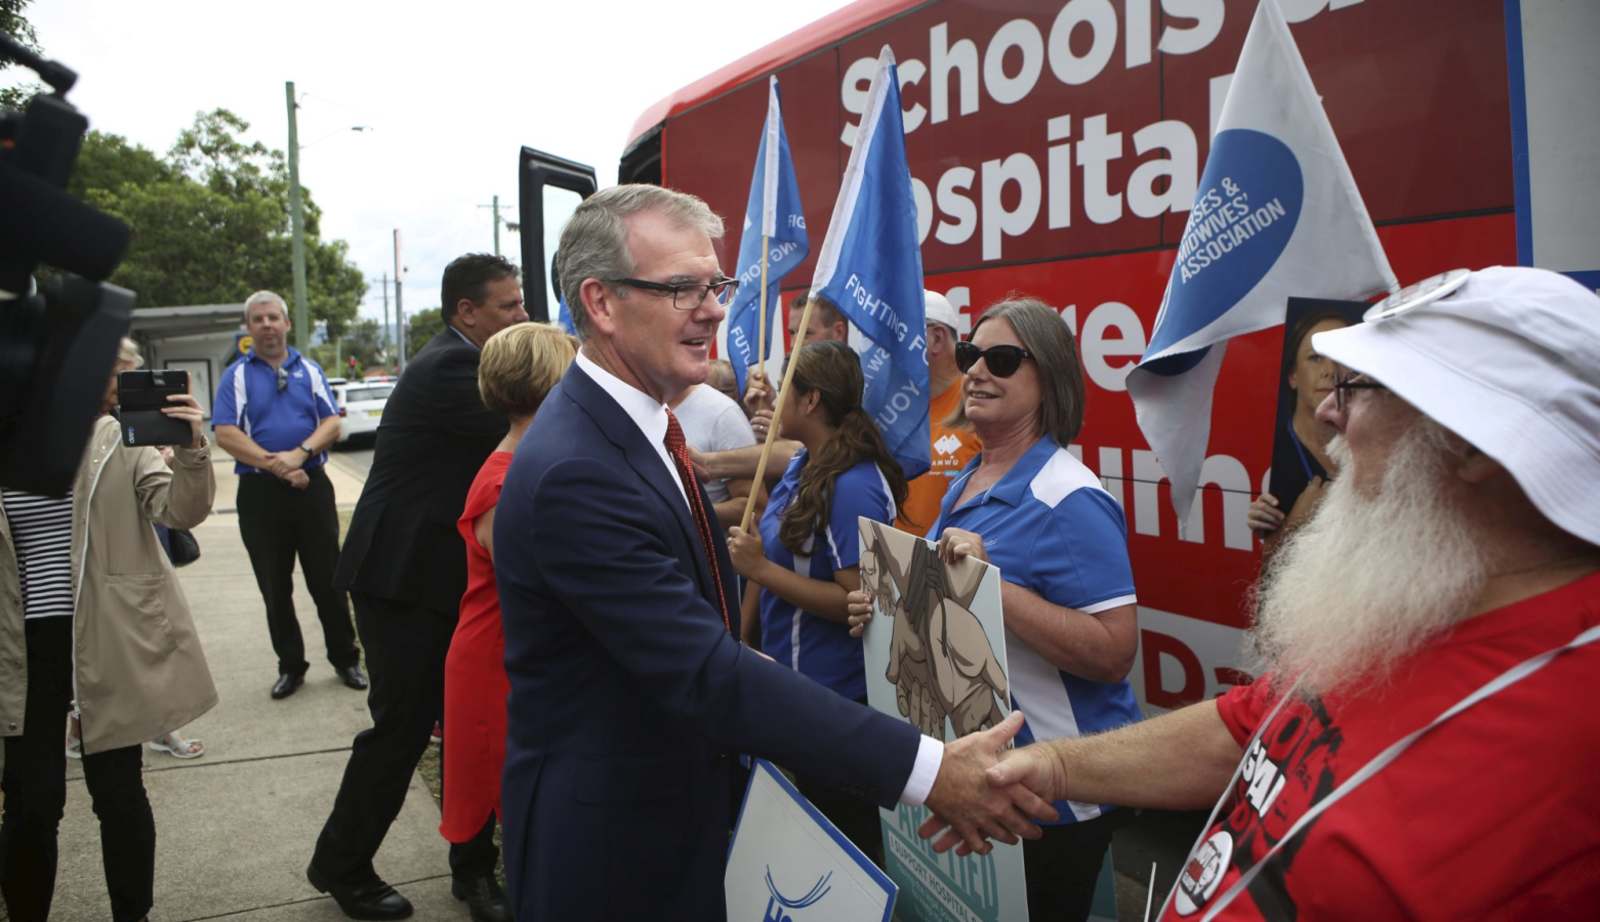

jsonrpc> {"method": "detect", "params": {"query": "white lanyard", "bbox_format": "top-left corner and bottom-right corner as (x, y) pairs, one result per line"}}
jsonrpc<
(1161, 622), (1600, 921)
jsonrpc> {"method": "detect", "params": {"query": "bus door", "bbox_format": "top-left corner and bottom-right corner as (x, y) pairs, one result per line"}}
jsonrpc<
(517, 147), (597, 323)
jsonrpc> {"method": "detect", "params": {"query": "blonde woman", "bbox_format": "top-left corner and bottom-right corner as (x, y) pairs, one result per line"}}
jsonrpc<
(440, 324), (576, 871)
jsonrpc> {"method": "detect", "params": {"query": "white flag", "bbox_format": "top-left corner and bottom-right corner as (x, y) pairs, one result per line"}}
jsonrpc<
(1127, 0), (1397, 529)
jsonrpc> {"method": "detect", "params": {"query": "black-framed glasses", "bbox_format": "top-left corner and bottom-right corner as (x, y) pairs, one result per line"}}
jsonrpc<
(275, 366), (289, 393)
(954, 341), (1034, 378)
(1332, 371), (1386, 411)
(604, 276), (739, 311)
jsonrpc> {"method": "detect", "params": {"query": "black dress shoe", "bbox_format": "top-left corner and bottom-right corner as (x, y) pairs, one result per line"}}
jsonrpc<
(337, 664), (369, 690)
(270, 673), (303, 700)
(452, 873), (510, 922)
(307, 863), (413, 920)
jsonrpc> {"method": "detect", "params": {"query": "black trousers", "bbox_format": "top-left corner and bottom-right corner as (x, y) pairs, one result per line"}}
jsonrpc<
(1023, 812), (1120, 922)
(311, 593), (496, 886)
(795, 775), (885, 868)
(793, 696), (884, 867)
(0, 617), (155, 922)
(236, 466), (358, 676)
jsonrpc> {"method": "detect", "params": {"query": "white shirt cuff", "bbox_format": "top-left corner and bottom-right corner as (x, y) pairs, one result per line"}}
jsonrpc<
(898, 735), (944, 806)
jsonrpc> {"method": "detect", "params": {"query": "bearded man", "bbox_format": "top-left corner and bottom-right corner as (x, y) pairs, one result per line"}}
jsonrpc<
(937, 267), (1600, 920)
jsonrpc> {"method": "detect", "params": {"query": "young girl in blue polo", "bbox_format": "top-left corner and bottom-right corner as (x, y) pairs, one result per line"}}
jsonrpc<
(726, 339), (907, 863)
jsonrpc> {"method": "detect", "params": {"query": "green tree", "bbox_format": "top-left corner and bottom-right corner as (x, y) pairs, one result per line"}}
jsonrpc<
(406, 308), (444, 359)
(0, 0), (40, 111)
(342, 318), (386, 368)
(67, 132), (177, 199)
(70, 109), (364, 333)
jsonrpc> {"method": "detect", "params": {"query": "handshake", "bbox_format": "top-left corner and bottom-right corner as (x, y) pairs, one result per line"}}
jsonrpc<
(918, 710), (1068, 856)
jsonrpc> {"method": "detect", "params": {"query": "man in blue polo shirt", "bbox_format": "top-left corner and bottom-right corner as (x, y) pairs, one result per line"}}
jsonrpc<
(213, 290), (365, 700)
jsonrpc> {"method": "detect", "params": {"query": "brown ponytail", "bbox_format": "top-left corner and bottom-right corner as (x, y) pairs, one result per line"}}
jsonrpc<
(778, 341), (910, 555)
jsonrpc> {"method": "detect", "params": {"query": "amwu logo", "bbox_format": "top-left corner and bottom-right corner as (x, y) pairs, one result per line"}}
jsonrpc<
(760, 867), (832, 922)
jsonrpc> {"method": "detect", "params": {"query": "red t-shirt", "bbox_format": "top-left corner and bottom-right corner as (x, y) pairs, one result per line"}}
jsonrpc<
(1160, 571), (1600, 921)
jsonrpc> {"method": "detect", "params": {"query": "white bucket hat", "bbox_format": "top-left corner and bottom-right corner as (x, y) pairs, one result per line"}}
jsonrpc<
(1311, 266), (1600, 546)
(923, 290), (961, 334)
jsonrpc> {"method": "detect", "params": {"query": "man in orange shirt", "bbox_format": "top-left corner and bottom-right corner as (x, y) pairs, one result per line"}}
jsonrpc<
(896, 289), (981, 535)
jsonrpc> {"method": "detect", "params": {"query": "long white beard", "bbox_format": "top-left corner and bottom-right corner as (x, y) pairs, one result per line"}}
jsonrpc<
(1250, 420), (1489, 698)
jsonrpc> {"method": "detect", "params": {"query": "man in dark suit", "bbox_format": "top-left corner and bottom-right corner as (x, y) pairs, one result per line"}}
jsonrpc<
(495, 185), (1057, 920)
(307, 254), (526, 921)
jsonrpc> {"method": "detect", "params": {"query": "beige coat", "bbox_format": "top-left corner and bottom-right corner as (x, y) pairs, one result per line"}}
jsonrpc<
(0, 415), (218, 754)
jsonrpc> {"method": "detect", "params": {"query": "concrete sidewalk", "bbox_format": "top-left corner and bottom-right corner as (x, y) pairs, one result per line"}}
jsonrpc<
(54, 454), (471, 921)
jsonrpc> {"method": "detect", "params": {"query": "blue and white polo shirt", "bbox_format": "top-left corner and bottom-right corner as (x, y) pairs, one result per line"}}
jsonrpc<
(211, 347), (339, 475)
(933, 435), (1141, 823)
(759, 451), (897, 702)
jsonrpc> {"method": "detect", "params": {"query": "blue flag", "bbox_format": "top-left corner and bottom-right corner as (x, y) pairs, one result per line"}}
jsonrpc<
(555, 295), (575, 336)
(725, 76), (810, 397)
(1127, 0), (1394, 528)
(809, 47), (930, 480)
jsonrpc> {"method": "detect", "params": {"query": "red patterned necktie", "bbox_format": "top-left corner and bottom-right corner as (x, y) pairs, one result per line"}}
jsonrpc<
(663, 409), (732, 633)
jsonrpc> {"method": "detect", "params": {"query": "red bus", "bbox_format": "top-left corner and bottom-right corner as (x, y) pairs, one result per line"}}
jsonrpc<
(519, 0), (1592, 715)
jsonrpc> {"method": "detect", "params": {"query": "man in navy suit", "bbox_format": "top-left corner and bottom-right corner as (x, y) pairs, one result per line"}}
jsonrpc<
(494, 184), (1057, 920)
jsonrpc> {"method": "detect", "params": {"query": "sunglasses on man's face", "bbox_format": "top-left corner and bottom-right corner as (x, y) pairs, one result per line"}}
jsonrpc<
(954, 341), (1034, 378)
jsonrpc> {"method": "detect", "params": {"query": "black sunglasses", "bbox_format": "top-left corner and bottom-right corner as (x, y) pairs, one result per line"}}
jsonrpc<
(1332, 371), (1386, 411)
(954, 341), (1034, 378)
(275, 366), (289, 393)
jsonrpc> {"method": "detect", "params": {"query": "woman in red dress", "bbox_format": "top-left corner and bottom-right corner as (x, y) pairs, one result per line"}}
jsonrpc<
(441, 322), (576, 848)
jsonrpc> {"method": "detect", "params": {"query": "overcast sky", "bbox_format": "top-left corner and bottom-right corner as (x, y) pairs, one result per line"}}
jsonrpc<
(7, 0), (854, 326)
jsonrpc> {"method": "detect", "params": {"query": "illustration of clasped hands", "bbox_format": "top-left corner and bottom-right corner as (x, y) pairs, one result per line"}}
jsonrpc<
(848, 523), (1058, 855)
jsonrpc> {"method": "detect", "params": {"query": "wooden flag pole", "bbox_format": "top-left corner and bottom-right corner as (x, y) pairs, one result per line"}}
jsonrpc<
(756, 234), (770, 366)
(739, 291), (817, 533)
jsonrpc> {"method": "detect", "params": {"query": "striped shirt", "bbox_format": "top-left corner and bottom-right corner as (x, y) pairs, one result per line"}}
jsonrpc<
(2, 488), (75, 619)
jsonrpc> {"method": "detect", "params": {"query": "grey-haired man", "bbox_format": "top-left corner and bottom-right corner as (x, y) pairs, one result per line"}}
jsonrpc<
(212, 291), (364, 700)
(976, 267), (1600, 919)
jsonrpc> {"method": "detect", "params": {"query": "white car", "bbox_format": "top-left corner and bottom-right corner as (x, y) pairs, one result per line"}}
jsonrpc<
(334, 381), (394, 444)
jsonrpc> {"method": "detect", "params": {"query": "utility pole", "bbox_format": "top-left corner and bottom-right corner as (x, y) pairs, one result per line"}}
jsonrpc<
(285, 82), (310, 350)
(379, 271), (389, 360)
(479, 194), (502, 256)
(393, 229), (406, 371)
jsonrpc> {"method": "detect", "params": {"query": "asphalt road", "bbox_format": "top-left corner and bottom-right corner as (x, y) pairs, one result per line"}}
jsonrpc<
(329, 442), (374, 479)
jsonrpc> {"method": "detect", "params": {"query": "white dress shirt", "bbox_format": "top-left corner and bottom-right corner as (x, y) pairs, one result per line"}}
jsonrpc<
(574, 351), (688, 507)
(571, 351), (944, 805)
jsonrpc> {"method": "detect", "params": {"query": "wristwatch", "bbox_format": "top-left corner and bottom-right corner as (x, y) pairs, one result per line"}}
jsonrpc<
(299, 442), (315, 454)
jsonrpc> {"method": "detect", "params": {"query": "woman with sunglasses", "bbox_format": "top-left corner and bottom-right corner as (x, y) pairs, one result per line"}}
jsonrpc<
(726, 339), (908, 864)
(849, 298), (1140, 922)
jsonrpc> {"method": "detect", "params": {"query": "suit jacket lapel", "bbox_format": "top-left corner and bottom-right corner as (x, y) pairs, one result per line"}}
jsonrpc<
(561, 366), (727, 610)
